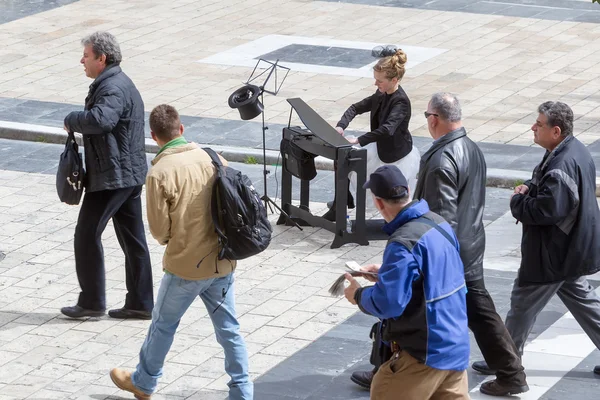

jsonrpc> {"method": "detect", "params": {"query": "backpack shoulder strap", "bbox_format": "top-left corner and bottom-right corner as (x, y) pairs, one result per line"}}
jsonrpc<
(202, 147), (223, 168)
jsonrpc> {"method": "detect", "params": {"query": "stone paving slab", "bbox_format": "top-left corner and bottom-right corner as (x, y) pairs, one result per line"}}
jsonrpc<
(254, 270), (600, 400)
(0, 0), (599, 148)
(0, 137), (530, 223)
(0, 167), (364, 399)
(3, 98), (600, 178)
(0, 139), (529, 399)
(0, 148), (599, 399)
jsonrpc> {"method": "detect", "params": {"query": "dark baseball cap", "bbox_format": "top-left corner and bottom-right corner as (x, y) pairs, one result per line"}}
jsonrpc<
(363, 165), (409, 199)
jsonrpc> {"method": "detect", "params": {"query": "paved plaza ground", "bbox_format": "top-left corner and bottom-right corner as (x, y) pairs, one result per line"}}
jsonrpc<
(0, 139), (599, 400)
(1, 0), (600, 399)
(0, 0), (600, 147)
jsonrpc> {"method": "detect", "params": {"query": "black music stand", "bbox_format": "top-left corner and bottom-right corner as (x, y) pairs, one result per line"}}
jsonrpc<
(228, 59), (302, 230)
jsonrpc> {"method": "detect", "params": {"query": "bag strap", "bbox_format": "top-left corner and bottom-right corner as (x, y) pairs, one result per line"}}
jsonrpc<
(415, 215), (457, 248)
(202, 147), (223, 168)
(67, 131), (79, 153)
(203, 147), (227, 255)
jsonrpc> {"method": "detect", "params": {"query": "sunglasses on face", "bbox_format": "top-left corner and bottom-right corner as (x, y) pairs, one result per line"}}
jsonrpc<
(424, 111), (439, 119)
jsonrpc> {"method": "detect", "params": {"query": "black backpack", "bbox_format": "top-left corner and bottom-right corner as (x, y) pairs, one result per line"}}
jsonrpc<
(203, 148), (272, 260)
(56, 131), (85, 205)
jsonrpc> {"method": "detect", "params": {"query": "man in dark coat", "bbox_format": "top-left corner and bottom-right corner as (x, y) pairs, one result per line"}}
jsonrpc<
(414, 93), (528, 396)
(473, 101), (600, 375)
(61, 31), (153, 319)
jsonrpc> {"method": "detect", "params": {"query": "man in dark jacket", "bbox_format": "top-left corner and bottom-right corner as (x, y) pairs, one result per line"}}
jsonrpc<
(414, 93), (528, 396)
(473, 101), (600, 375)
(344, 165), (470, 400)
(61, 31), (153, 319)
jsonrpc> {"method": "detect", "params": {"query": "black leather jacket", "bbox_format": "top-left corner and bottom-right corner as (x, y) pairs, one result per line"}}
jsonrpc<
(414, 128), (486, 281)
(64, 65), (147, 192)
(336, 88), (413, 163)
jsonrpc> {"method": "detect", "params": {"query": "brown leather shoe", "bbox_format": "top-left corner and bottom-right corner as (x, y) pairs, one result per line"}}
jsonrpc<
(480, 379), (529, 396)
(110, 368), (151, 400)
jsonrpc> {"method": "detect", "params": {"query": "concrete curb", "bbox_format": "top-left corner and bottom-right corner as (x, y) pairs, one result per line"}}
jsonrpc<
(1, 120), (599, 196)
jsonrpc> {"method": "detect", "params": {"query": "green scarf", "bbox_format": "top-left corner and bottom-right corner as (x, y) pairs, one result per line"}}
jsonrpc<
(156, 136), (188, 156)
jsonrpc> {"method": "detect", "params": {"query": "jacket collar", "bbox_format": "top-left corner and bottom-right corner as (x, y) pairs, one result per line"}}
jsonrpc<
(421, 127), (467, 164)
(89, 64), (121, 91)
(383, 199), (429, 235)
(152, 142), (198, 165)
(540, 134), (574, 171)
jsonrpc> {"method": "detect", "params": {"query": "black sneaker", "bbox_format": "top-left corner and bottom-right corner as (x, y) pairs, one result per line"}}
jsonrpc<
(480, 380), (529, 396)
(350, 370), (374, 389)
(594, 365), (600, 375)
(60, 305), (105, 318)
(472, 360), (496, 375)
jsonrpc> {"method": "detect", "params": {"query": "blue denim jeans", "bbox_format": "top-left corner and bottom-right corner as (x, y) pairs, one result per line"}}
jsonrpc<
(131, 272), (253, 399)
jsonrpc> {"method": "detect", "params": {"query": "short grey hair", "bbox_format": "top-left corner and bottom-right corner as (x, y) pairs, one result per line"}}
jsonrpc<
(81, 31), (122, 66)
(430, 92), (462, 122)
(538, 101), (573, 137)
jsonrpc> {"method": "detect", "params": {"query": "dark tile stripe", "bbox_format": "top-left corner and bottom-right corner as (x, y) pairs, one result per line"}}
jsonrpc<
(0, 0), (81, 25)
(319, 0), (600, 23)
(3, 97), (599, 174)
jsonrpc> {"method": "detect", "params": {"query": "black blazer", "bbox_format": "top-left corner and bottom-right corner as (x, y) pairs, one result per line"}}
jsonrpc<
(336, 88), (412, 163)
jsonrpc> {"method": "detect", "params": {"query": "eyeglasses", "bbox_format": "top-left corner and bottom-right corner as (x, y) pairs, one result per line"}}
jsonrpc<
(424, 111), (438, 119)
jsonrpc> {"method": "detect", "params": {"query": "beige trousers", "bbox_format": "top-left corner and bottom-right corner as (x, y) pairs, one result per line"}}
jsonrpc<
(371, 351), (469, 400)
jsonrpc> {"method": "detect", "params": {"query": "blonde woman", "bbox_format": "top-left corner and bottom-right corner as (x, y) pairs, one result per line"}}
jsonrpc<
(323, 48), (420, 220)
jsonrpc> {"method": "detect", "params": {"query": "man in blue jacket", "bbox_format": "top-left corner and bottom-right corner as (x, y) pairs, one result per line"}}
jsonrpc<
(344, 165), (470, 399)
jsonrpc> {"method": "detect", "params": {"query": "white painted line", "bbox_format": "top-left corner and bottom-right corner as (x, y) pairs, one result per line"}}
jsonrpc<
(469, 297), (600, 399)
(0, 120), (64, 135)
(197, 34), (447, 78)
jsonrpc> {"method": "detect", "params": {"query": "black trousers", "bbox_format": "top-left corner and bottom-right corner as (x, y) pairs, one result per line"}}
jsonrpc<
(466, 278), (526, 385)
(74, 185), (153, 312)
(370, 278), (526, 385)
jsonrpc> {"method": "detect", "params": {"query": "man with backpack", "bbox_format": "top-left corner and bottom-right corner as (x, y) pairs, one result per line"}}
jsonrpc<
(109, 104), (253, 400)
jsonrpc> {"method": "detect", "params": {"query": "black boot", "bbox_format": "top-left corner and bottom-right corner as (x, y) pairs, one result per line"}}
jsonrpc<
(472, 360), (496, 375)
(350, 369), (375, 389)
